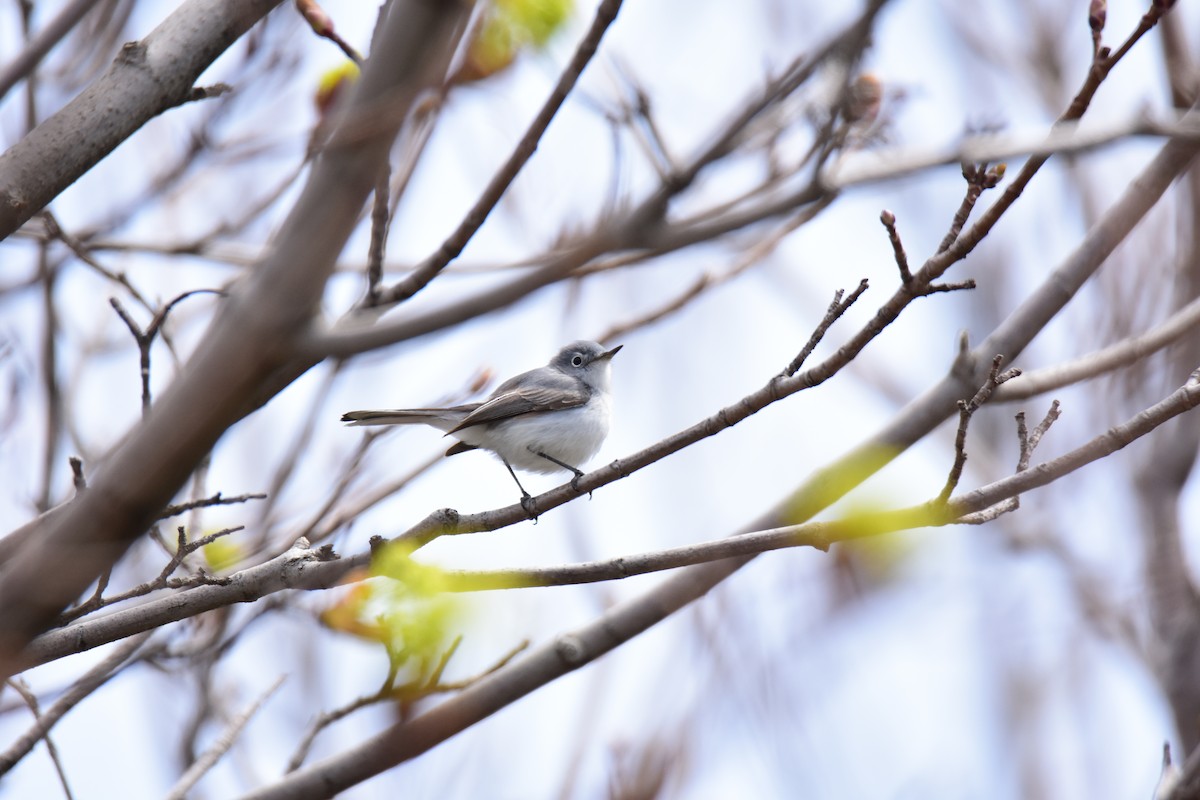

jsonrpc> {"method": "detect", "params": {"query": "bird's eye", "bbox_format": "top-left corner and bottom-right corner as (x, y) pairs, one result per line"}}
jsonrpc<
(571, 355), (584, 367)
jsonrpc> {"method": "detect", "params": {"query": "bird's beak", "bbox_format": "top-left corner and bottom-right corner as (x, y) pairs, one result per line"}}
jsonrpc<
(597, 344), (622, 361)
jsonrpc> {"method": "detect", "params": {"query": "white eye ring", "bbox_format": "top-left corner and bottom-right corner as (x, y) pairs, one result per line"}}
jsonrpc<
(571, 355), (584, 367)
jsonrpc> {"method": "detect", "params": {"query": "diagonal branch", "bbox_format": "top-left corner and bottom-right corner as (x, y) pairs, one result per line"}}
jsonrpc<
(993, 293), (1200, 401)
(301, 0), (890, 359)
(163, 675), (285, 800)
(0, 631), (151, 775)
(370, 0), (626, 308)
(246, 371), (1200, 799)
(0, 0), (107, 101)
(17, 94), (1200, 674)
(0, 0), (286, 241)
(4, 679), (75, 799)
(0, 0), (472, 680)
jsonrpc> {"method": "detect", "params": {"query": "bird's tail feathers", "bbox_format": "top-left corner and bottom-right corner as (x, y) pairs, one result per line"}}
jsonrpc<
(341, 408), (459, 428)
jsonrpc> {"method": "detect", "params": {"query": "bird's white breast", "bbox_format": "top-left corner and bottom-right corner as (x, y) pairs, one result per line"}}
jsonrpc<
(451, 394), (612, 474)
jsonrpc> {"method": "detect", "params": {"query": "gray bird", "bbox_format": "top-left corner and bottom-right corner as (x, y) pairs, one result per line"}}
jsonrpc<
(342, 341), (621, 508)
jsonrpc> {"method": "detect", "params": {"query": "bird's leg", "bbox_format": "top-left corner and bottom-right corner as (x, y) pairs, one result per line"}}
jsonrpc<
(529, 448), (588, 496)
(501, 458), (539, 520)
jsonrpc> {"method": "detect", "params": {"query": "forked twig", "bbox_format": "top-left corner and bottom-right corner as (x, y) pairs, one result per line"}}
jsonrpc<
(935, 355), (1021, 505)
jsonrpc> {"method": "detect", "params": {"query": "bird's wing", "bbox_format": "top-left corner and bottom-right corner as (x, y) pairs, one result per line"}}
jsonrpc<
(447, 375), (589, 433)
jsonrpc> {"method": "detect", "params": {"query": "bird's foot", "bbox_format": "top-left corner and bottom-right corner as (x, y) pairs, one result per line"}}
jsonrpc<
(520, 492), (540, 521)
(568, 470), (591, 499)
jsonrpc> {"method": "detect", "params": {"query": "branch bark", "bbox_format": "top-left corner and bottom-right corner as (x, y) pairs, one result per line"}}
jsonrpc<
(238, 106), (1200, 798)
(0, 0), (471, 679)
(0, 0), (286, 240)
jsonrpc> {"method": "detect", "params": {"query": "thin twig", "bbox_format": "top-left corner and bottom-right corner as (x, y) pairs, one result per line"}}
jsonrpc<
(58, 527), (240, 624)
(286, 637), (527, 772)
(955, 399), (1061, 525)
(302, 450), (443, 544)
(163, 675), (285, 800)
(935, 355), (1021, 504)
(0, 632), (151, 776)
(879, 209), (910, 283)
(158, 492), (267, 521)
(373, 0), (626, 307)
(35, 228), (59, 513)
(254, 362), (346, 545)
(366, 164), (391, 303)
(292, 428), (384, 543)
(781, 279), (870, 377)
(41, 212), (156, 314)
(109, 290), (224, 415)
(935, 162), (1004, 254)
(1023, 401), (1062, 467)
(164, 82), (233, 110)
(4, 679), (74, 799)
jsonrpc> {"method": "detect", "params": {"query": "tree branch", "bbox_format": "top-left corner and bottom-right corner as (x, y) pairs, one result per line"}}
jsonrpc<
(0, 631), (151, 775)
(369, 0), (626, 308)
(0, 0), (106, 102)
(993, 293), (1200, 401)
(0, 0), (472, 679)
(163, 674), (284, 800)
(240, 367), (1200, 799)
(0, 0), (286, 240)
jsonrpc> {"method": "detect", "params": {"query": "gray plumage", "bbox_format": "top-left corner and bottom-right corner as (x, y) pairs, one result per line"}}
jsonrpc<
(342, 341), (621, 493)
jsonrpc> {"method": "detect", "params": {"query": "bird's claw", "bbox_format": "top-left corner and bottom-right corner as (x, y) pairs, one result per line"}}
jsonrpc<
(520, 493), (539, 521)
(569, 471), (593, 499)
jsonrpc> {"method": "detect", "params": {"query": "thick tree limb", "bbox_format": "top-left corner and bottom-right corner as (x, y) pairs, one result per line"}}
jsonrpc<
(0, 0), (286, 240)
(0, 0), (471, 679)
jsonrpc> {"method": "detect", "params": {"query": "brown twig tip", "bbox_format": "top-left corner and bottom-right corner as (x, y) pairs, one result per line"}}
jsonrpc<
(781, 279), (870, 377)
(1088, 0), (1106, 32)
(845, 278), (870, 306)
(187, 83), (233, 102)
(1029, 399), (1061, 447)
(879, 208), (911, 284)
(295, 0), (333, 35)
(295, 0), (364, 62)
(937, 160), (1006, 254)
(923, 278), (976, 296)
(68, 457), (85, 491)
(1013, 399), (1060, 475)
